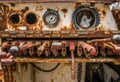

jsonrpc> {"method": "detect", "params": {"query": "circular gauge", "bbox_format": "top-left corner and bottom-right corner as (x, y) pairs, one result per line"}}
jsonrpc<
(9, 13), (21, 26)
(25, 12), (37, 25)
(72, 6), (100, 30)
(43, 9), (60, 27)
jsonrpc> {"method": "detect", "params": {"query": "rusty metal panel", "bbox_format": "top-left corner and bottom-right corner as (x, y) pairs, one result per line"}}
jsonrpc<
(3, 3), (117, 32)
(0, 0), (114, 3)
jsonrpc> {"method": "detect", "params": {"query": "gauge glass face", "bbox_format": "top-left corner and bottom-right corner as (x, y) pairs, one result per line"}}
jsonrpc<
(72, 6), (100, 30)
(43, 9), (60, 27)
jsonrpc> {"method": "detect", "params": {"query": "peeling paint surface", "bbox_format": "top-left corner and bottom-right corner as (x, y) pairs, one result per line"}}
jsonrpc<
(0, 2), (120, 82)
(0, 3), (116, 31)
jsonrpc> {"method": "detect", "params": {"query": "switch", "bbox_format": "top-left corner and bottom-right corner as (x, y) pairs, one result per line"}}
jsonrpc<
(62, 41), (67, 57)
(44, 41), (50, 57)
(77, 42), (82, 57)
(51, 42), (62, 57)
(37, 42), (48, 56)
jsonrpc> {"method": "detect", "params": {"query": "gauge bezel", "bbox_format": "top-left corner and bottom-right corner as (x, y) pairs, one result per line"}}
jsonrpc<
(43, 9), (60, 28)
(72, 5), (100, 30)
(9, 12), (22, 26)
(24, 12), (39, 26)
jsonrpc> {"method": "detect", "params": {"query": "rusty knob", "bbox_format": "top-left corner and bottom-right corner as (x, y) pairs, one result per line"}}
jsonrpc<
(112, 35), (120, 46)
(9, 46), (19, 56)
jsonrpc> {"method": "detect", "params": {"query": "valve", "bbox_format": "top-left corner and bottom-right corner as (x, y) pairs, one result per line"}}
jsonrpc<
(69, 42), (75, 79)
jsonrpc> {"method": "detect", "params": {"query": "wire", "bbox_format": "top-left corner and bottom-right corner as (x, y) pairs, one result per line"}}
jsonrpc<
(30, 63), (60, 72)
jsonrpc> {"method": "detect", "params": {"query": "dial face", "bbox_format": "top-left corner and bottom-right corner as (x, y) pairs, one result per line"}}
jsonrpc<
(43, 9), (60, 27)
(72, 6), (100, 30)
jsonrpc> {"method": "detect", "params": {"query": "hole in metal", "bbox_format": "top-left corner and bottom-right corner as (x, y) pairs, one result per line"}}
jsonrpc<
(9, 13), (20, 25)
(26, 13), (37, 25)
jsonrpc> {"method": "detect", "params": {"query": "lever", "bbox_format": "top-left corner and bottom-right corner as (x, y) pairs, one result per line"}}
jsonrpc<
(70, 42), (75, 79)
(9, 46), (19, 57)
(1, 41), (8, 49)
(37, 42), (48, 56)
(62, 41), (67, 57)
(29, 47), (34, 56)
(51, 42), (62, 57)
(0, 52), (8, 58)
(80, 42), (97, 58)
(112, 35), (120, 46)
(44, 41), (50, 57)
(77, 42), (82, 57)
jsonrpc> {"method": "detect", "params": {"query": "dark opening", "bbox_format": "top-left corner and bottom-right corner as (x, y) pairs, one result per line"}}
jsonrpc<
(9, 13), (20, 24)
(26, 13), (37, 25)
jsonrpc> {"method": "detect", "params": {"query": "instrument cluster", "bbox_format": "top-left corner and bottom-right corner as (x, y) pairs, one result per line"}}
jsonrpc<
(0, 3), (118, 38)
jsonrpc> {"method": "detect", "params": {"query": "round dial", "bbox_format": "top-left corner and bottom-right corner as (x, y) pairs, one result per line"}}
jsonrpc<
(43, 9), (60, 27)
(72, 6), (100, 30)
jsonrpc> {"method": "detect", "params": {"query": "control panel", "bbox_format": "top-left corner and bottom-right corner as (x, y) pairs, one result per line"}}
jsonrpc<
(0, 1), (120, 82)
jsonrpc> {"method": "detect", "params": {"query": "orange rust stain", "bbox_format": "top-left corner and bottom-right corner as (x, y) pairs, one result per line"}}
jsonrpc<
(21, 7), (29, 13)
(61, 9), (68, 17)
(36, 6), (44, 11)
(51, 79), (54, 82)
(61, 9), (68, 14)
(102, 10), (106, 17)
(112, 9), (120, 30)
(90, 3), (95, 6)
(52, 31), (60, 34)
(61, 26), (67, 30)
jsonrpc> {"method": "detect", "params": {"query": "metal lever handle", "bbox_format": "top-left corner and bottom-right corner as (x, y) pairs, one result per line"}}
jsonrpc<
(70, 42), (75, 79)
(37, 42), (48, 56)
(80, 42), (97, 58)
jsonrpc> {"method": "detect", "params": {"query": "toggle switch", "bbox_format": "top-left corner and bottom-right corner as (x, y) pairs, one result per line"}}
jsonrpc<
(51, 42), (62, 57)
(29, 47), (34, 56)
(100, 43), (106, 57)
(62, 41), (67, 57)
(28, 42), (41, 56)
(20, 41), (33, 51)
(44, 41), (50, 57)
(77, 42), (82, 57)
(0, 52), (7, 58)
(37, 42), (48, 56)
(1, 41), (9, 50)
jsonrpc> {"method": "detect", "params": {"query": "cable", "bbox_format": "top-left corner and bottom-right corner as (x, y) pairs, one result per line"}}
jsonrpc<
(30, 63), (60, 72)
